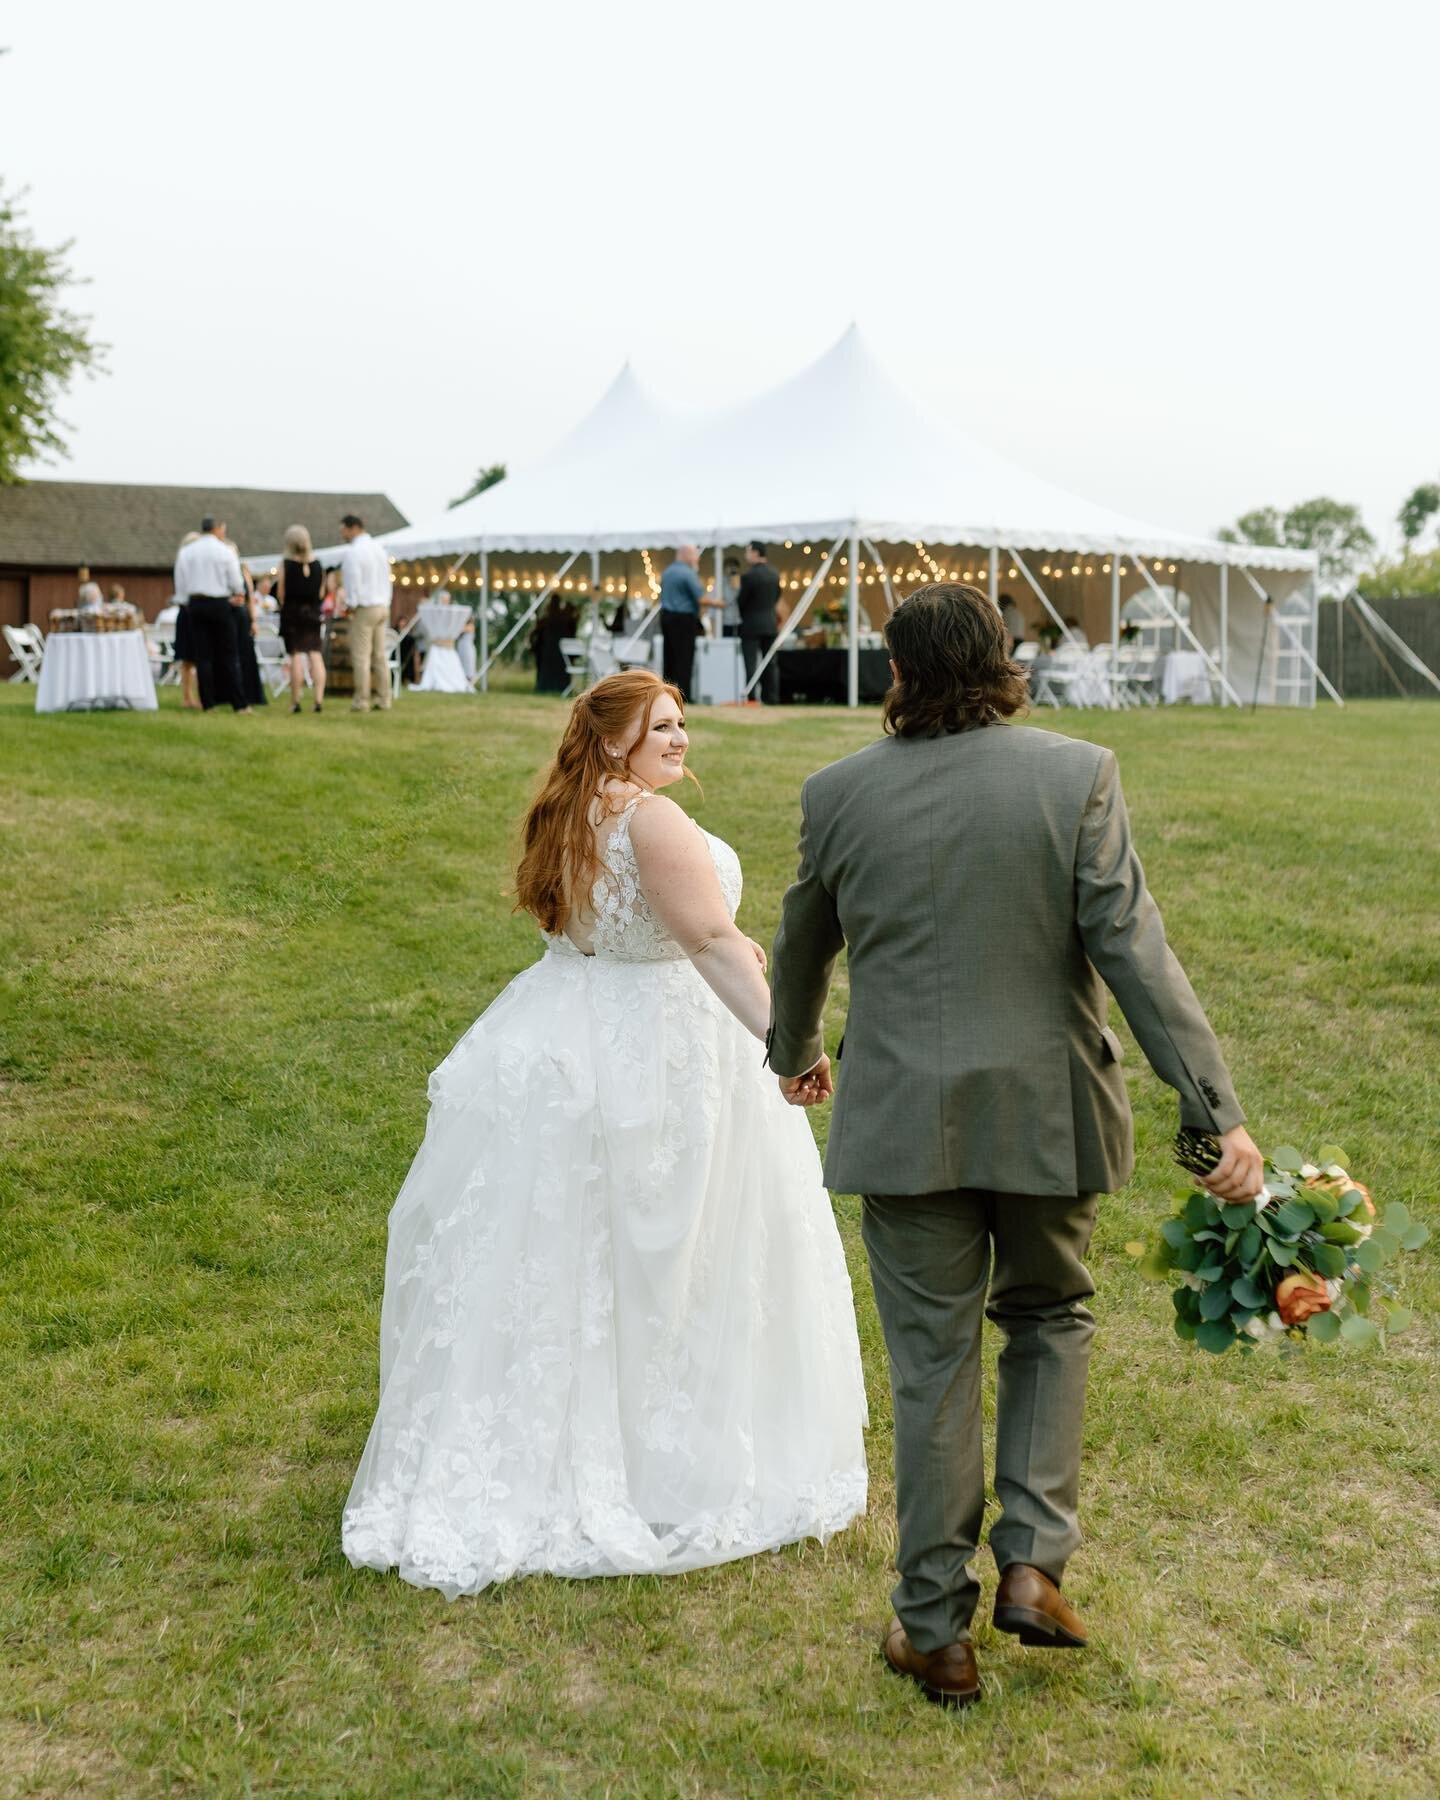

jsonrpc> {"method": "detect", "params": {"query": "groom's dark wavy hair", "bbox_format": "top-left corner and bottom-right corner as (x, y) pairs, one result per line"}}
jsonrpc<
(882, 583), (1029, 737)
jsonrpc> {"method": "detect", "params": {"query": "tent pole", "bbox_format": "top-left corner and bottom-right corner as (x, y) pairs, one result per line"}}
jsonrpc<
(846, 527), (860, 708)
(481, 548), (582, 679)
(989, 545), (999, 610)
(1109, 551), (1120, 691)
(744, 534), (845, 697)
(1218, 562), (1229, 708)
(1126, 554), (1243, 706)
(1235, 564), (1345, 706)
(591, 547), (601, 635)
(862, 537), (896, 614)
(478, 547), (489, 691)
(714, 540), (725, 642)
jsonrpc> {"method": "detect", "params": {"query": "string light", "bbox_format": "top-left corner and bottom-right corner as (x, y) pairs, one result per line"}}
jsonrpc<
(639, 548), (661, 598)
(913, 540), (944, 581)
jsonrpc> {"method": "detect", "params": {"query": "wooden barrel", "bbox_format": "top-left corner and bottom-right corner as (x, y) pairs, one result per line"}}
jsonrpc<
(323, 618), (354, 696)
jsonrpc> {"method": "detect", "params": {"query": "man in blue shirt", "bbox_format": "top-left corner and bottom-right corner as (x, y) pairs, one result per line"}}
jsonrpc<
(659, 544), (708, 701)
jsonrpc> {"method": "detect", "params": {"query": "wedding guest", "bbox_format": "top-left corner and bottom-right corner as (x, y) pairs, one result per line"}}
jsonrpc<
(999, 592), (1026, 649)
(721, 557), (743, 638)
(457, 613), (477, 684)
(77, 581), (103, 613)
(1063, 615), (1090, 649)
(173, 517), (250, 712)
(531, 592), (577, 694)
(738, 540), (781, 704)
(321, 567), (342, 617)
(338, 513), (394, 712)
(107, 582), (127, 607)
(228, 546), (269, 708)
(659, 543), (706, 701)
(278, 524), (326, 713)
(173, 531), (202, 709)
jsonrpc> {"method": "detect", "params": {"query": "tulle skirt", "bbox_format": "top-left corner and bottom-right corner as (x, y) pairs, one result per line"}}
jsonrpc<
(342, 939), (868, 1598)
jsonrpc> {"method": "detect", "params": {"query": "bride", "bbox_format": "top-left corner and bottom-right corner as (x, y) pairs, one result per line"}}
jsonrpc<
(343, 667), (867, 1597)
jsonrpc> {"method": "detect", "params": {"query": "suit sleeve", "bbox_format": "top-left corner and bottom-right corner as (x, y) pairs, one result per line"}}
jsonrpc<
(1075, 750), (1244, 1133)
(766, 783), (845, 1076)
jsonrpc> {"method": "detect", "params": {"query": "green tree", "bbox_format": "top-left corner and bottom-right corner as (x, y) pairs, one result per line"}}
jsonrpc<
(1397, 482), (1440, 548)
(1217, 496), (1375, 596)
(450, 462), (507, 508)
(0, 187), (105, 484)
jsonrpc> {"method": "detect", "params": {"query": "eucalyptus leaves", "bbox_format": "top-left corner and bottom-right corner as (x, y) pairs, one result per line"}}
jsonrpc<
(1129, 1144), (1426, 1355)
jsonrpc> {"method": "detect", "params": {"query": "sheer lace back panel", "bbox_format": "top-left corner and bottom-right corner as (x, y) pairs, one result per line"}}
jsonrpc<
(584, 792), (742, 963)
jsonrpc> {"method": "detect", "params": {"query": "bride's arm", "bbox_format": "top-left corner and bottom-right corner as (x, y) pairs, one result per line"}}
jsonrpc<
(629, 797), (771, 1040)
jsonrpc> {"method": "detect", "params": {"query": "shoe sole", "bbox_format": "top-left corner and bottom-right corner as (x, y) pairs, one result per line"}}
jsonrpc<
(992, 1604), (1086, 1649)
(882, 1649), (980, 1707)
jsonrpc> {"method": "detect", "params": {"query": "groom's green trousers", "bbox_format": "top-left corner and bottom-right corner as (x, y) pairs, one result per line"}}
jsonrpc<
(861, 1188), (1099, 1653)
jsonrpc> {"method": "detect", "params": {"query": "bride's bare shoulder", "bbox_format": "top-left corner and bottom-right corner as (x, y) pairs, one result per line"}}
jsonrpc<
(625, 791), (694, 845)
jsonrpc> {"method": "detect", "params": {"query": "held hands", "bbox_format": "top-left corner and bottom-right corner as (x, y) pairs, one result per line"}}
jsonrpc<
(746, 937), (768, 972)
(1198, 1124), (1265, 1203)
(779, 1053), (833, 1109)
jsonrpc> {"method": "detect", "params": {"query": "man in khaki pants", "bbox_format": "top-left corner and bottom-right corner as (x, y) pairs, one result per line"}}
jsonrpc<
(339, 513), (394, 711)
(767, 584), (1262, 1706)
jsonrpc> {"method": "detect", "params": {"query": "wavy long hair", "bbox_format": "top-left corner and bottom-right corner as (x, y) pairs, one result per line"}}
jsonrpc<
(514, 668), (693, 933)
(882, 583), (1029, 737)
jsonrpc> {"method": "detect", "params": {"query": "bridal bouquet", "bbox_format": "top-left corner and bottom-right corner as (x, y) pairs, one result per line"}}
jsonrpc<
(1129, 1138), (1427, 1355)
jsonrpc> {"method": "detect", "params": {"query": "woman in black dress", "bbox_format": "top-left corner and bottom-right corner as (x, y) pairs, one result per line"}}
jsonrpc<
(530, 594), (578, 694)
(278, 525), (326, 713)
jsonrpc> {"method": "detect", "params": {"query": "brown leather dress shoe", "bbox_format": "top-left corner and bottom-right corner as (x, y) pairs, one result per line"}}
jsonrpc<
(993, 1564), (1087, 1648)
(882, 1617), (980, 1706)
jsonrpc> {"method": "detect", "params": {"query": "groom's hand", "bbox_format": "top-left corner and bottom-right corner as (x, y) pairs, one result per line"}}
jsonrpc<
(1199, 1124), (1264, 1202)
(746, 937), (768, 972)
(779, 1054), (833, 1108)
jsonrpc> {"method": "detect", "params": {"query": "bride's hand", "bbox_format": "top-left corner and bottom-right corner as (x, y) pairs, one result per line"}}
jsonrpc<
(746, 937), (768, 972)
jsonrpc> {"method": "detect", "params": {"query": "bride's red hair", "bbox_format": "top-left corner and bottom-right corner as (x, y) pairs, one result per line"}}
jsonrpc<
(514, 668), (693, 934)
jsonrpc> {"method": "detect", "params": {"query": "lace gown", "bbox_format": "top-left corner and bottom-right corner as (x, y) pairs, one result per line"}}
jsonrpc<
(342, 795), (868, 1597)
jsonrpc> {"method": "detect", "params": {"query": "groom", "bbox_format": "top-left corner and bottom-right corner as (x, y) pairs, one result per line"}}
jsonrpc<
(766, 584), (1262, 1706)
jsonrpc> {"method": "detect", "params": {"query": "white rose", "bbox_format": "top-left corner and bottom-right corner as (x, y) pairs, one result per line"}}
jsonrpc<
(1253, 1185), (1273, 1212)
(1325, 1279), (1344, 1303)
(1325, 1163), (1347, 1180)
(1300, 1163), (1320, 1179)
(1179, 1271), (1205, 1291)
(1266, 1312), (1286, 1334)
(1243, 1316), (1268, 1340)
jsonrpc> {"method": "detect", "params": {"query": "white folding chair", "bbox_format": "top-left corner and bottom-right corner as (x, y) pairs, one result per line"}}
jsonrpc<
(613, 637), (653, 668)
(253, 631), (289, 697)
(4, 623), (45, 683)
(384, 627), (403, 700)
(587, 632), (620, 680)
(559, 636), (590, 696)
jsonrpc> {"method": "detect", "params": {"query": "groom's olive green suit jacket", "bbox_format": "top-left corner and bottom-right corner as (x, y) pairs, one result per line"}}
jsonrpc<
(766, 724), (1244, 1199)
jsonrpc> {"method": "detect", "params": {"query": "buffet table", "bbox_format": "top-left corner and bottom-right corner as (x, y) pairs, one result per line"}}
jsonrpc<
(35, 630), (158, 714)
(777, 647), (892, 704)
(413, 602), (473, 693)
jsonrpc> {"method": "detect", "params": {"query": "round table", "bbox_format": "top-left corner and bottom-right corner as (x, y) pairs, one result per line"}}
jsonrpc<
(35, 631), (158, 713)
(413, 603), (473, 693)
(1160, 650), (1212, 704)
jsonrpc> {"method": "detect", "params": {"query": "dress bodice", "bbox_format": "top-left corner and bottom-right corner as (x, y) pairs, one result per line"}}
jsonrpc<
(573, 793), (742, 964)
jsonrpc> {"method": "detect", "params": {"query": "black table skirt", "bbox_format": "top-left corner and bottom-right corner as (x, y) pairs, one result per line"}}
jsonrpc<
(777, 648), (891, 704)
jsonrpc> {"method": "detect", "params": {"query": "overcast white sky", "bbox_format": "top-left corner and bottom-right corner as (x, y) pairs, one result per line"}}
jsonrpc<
(4, 1), (1436, 552)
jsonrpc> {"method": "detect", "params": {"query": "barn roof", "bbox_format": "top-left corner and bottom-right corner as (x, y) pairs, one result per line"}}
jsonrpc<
(0, 481), (407, 570)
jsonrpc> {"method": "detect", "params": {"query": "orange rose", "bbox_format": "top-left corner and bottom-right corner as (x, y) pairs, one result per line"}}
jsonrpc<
(1307, 1173), (1376, 1219)
(1275, 1271), (1332, 1326)
(1348, 1181), (1376, 1219)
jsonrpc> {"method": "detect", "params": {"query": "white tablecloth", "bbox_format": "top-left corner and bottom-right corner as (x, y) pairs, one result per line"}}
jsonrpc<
(36, 631), (158, 713)
(694, 635), (744, 704)
(1160, 650), (1212, 704)
(413, 603), (473, 693)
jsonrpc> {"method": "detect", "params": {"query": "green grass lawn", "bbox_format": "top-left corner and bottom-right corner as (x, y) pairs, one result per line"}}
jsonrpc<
(2, 682), (1437, 1798)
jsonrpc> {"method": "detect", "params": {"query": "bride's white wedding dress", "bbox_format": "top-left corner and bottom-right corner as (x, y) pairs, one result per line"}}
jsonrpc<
(342, 794), (868, 1597)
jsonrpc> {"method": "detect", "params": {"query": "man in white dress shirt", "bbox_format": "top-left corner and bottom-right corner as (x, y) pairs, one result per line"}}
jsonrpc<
(339, 513), (394, 712)
(173, 518), (249, 712)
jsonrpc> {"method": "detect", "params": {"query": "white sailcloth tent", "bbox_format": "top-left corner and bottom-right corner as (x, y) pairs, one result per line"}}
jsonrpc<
(383, 328), (1322, 707)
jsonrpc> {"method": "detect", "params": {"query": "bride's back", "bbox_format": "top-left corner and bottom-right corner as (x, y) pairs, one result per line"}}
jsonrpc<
(559, 781), (644, 956)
